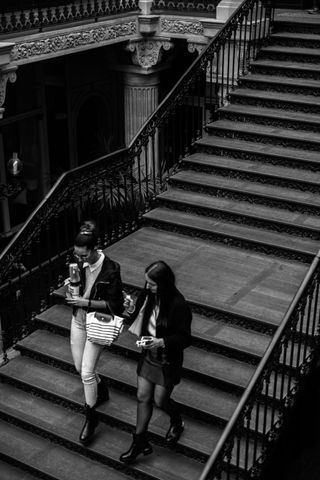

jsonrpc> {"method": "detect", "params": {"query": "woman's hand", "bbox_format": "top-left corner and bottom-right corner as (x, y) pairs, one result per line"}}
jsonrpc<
(65, 296), (89, 308)
(143, 337), (165, 349)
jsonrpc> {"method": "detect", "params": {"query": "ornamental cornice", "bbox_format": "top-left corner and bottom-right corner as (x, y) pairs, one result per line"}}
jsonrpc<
(161, 18), (204, 35)
(125, 39), (173, 70)
(10, 21), (137, 63)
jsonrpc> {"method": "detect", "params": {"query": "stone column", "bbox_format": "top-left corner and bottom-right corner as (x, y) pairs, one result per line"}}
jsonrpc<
(123, 68), (160, 145)
(123, 39), (173, 144)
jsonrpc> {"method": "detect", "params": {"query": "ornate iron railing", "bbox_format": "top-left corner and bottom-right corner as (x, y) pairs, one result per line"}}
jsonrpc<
(0, 0), (274, 441)
(0, 0), (140, 35)
(152, 0), (220, 15)
(199, 254), (320, 479)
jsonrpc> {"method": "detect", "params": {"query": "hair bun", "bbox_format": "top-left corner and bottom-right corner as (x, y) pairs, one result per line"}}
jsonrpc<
(79, 220), (96, 236)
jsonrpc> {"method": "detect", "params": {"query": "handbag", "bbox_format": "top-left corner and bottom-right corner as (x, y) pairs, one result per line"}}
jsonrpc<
(86, 311), (124, 346)
(128, 297), (147, 337)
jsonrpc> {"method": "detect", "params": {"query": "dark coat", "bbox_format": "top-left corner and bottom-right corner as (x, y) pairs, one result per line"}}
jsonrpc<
(80, 256), (124, 316)
(130, 289), (192, 385)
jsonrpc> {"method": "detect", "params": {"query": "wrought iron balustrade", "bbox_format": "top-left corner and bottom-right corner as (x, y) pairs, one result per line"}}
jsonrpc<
(0, 4), (277, 478)
(0, 0), (140, 35)
(199, 255), (320, 479)
(151, 0), (220, 15)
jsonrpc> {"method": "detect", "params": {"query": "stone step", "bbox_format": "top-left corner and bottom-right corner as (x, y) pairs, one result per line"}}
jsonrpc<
(143, 207), (319, 260)
(229, 88), (320, 114)
(0, 419), (129, 480)
(157, 187), (320, 240)
(194, 135), (320, 170)
(238, 73), (320, 95)
(219, 104), (320, 133)
(170, 169), (320, 212)
(15, 329), (242, 424)
(182, 151), (320, 190)
(273, 17), (320, 35)
(36, 304), (256, 390)
(258, 45), (320, 63)
(105, 227), (307, 334)
(39, 301), (270, 362)
(269, 31), (320, 48)
(0, 459), (40, 480)
(0, 382), (204, 479)
(206, 120), (320, 152)
(0, 378), (259, 472)
(250, 59), (320, 80)
(0, 356), (222, 459)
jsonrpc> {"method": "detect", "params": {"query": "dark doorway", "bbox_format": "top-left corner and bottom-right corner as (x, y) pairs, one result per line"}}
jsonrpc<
(76, 95), (112, 166)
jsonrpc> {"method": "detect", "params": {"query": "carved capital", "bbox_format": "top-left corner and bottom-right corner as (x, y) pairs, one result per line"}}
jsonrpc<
(125, 39), (173, 70)
(0, 65), (17, 111)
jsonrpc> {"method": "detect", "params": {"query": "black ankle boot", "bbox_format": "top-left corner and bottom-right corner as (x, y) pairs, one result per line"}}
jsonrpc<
(165, 417), (184, 445)
(119, 433), (153, 464)
(96, 379), (109, 407)
(79, 404), (99, 446)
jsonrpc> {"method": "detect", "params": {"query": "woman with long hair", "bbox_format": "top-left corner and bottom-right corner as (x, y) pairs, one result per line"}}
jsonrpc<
(120, 260), (192, 464)
(66, 220), (123, 446)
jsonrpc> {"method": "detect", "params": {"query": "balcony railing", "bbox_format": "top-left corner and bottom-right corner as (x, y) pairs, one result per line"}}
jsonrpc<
(0, 0), (140, 35)
(4, 3), (314, 479)
(152, 0), (220, 15)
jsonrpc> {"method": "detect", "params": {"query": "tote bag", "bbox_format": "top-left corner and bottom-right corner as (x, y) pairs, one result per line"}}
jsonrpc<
(86, 312), (124, 346)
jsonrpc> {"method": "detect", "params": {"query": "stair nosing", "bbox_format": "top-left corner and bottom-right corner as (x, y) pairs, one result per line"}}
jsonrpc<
(158, 188), (320, 237)
(143, 207), (318, 257)
(183, 153), (320, 188)
(170, 170), (320, 210)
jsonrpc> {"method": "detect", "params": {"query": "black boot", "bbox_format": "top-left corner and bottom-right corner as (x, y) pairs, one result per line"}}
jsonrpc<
(119, 433), (153, 464)
(165, 417), (184, 445)
(79, 404), (99, 446)
(96, 379), (109, 406)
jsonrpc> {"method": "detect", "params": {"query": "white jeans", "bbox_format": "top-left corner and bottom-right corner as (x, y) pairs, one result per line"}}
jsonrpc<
(70, 309), (104, 407)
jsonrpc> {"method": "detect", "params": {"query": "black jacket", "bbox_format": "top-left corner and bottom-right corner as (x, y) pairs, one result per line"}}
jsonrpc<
(130, 289), (192, 385)
(80, 255), (123, 316)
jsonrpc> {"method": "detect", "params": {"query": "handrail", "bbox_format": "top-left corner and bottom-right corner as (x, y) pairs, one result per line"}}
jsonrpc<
(199, 249), (320, 479)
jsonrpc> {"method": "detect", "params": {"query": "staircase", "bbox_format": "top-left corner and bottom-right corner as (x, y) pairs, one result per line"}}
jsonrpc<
(0, 10), (320, 480)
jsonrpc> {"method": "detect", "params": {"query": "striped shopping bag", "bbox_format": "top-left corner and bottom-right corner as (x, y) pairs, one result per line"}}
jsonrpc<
(86, 312), (124, 346)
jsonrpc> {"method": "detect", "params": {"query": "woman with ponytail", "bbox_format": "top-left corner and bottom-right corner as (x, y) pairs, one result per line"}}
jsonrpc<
(120, 260), (192, 464)
(66, 220), (123, 446)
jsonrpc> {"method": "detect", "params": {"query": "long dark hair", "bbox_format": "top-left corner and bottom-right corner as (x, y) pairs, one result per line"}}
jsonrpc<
(143, 261), (178, 329)
(74, 220), (98, 250)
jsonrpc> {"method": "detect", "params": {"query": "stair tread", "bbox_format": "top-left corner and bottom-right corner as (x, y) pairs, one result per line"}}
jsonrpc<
(208, 119), (320, 144)
(0, 382), (203, 479)
(158, 187), (320, 231)
(195, 135), (320, 165)
(0, 460), (40, 480)
(38, 302), (270, 359)
(0, 357), (222, 456)
(221, 103), (320, 124)
(230, 87), (320, 105)
(183, 151), (320, 185)
(241, 73), (320, 88)
(36, 304), (255, 388)
(144, 207), (320, 256)
(252, 58), (320, 71)
(260, 45), (320, 56)
(16, 330), (242, 421)
(271, 31), (320, 41)
(171, 169), (320, 208)
(105, 227), (307, 327)
(0, 419), (128, 480)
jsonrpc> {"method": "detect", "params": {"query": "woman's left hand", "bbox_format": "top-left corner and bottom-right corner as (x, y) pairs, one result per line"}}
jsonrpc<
(144, 337), (164, 349)
(65, 296), (89, 308)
